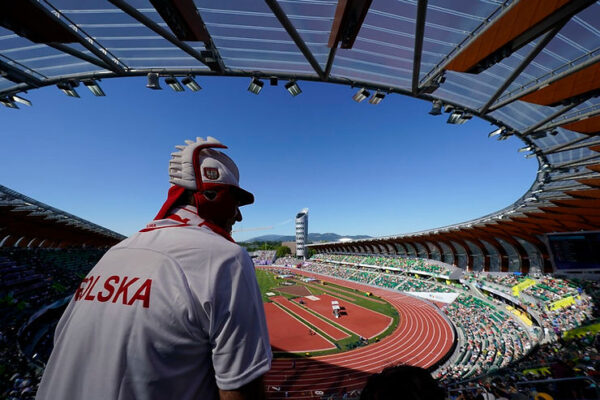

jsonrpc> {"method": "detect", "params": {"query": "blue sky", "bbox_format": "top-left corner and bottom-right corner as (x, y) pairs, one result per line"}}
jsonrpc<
(0, 76), (538, 242)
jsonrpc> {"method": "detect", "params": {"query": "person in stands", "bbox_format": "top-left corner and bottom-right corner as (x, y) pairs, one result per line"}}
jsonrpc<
(36, 137), (271, 400)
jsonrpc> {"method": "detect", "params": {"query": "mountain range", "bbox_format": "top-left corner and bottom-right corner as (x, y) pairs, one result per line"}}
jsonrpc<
(244, 233), (372, 243)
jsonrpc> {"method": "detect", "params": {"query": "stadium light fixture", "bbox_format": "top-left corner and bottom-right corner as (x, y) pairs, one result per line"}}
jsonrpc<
(518, 146), (532, 153)
(12, 95), (31, 106)
(368, 91), (385, 105)
(0, 97), (18, 108)
(146, 73), (162, 90)
(82, 79), (105, 96)
(57, 81), (80, 98)
(525, 152), (538, 158)
(165, 77), (184, 92)
(447, 110), (471, 124)
(488, 127), (504, 138)
(459, 112), (472, 124)
(352, 88), (370, 102)
(181, 76), (201, 91)
(285, 81), (302, 96)
(248, 78), (264, 95)
(429, 100), (442, 115)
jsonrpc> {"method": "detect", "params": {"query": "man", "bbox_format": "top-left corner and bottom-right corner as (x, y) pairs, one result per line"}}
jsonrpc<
(37, 137), (272, 400)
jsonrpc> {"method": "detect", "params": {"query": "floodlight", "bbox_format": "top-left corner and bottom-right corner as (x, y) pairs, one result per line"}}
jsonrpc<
(444, 104), (454, 113)
(352, 88), (370, 102)
(165, 77), (184, 92)
(146, 73), (162, 90)
(285, 81), (302, 96)
(57, 81), (80, 97)
(181, 76), (201, 91)
(549, 129), (559, 136)
(524, 195), (539, 202)
(82, 79), (105, 96)
(248, 78), (264, 94)
(447, 112), (471, 124)
(458, 112), (472, 124)
(368, 91), (385, 105)
(429, 100), (442, 115)
(12, 95), (31, 106)
(0, 97), (18, 108)
(518, 146), (532, 153)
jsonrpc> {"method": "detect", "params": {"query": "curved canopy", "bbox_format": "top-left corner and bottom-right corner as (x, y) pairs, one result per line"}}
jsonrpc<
(1, 0), (599, 269)
(0, 184), (125, 248)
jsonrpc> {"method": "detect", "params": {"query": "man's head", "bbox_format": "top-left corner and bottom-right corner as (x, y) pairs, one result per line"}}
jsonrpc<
(155, 137), (253, 233)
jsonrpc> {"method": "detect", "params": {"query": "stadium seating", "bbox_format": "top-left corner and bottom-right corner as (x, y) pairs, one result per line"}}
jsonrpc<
(0, 248), (105, 399)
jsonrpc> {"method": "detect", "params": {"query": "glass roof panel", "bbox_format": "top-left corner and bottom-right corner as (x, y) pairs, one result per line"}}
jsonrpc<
(196, 0), (312, 74)
(497, 2), (600, 102)
(56, 1), (209, 71)
(333, 0), (416, 85)
(420, 0), (504, 81)
(276, 0), (335, 69)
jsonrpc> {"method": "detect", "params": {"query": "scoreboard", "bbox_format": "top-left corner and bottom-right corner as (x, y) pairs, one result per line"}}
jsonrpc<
(547, 231), (600, 271)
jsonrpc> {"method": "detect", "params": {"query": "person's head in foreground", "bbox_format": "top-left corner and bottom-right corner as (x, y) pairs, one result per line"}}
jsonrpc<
(36, 137), (271, 400)
(360, 365), (445, 400)
(156, 136), (254, 238)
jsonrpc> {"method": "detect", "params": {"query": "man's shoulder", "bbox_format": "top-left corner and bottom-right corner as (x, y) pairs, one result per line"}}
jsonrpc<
(119, 225), (248, 261)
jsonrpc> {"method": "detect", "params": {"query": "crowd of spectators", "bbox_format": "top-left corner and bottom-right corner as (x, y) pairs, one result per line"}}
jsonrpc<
(0, 248), (104, 399)
(447, 334), (600, 400)
(466, 272), (597, 343)
(311, 253), (456, 277)
(436, 294), (533, 381)
(273, 256), (304, 267)
(251, 250), (276, 265)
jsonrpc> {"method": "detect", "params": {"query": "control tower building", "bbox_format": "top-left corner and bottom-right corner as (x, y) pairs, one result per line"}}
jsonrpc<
(295, 208), (309, 259)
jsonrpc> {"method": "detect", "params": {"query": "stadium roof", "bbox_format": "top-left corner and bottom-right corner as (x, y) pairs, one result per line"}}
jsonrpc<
(1, 0), (599, 271)
(0, 184), (125, 248)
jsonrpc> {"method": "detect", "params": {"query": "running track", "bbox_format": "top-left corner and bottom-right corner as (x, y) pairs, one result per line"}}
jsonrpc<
(260, 267), (455, 399)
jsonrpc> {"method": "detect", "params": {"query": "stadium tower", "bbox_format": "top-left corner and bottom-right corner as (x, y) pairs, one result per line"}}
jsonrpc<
(295, 208), (308, 259)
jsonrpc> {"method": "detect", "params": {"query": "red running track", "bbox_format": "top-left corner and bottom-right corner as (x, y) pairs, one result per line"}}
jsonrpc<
(260, 267), (455, 399)
(293, 294), (392, 339)
(271, 296), (350, 341)
(265, 302), (336, 353)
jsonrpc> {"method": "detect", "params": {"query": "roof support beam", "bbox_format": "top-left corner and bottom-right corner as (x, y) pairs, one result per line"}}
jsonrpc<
(544, 138), (600, 155)
(327, 0), (372, 50)
(108, 0), (217, 72)
(265, 0), (325, 79)
(522, 101), (583, 137)
(554, 154), (600, 170)
(489, 51), (600, 112)
(324, 46), (337, 80)
(0, 58), (43, 87)
(148, 0), (225, 72)
(48, 43), (112, 71)
(538, 105), (600, 132)
(480, 23), (564, 114)
(27, 0), (126, 74)
(411, 0), (428, 95)
(418, 1), (512, 92)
